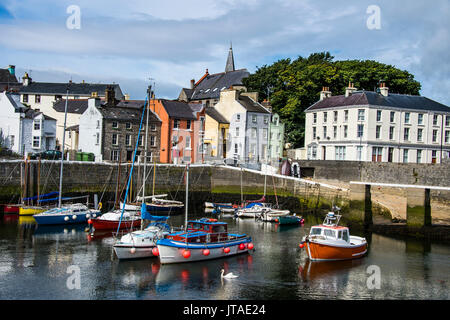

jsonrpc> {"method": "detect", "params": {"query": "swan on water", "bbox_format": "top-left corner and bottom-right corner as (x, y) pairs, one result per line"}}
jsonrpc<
(221, 269), (238, 279)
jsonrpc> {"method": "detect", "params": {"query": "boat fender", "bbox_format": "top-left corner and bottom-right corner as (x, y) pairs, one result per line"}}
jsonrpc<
(98, 202), (102, 210)
(130, 248), (136, 254)
(223, 247), (230, 254)
(72, 215), (77, 220)
(239, 243), (245, 250)
(202, 249), (210, 256)
(208, 218), (218, 222)
(152, 247), (159, 256)
(299, 243), (305, 249)
(182, 250), (191, 258)
(247, 243), (254, 250)
(64, 216), (69, 221)
(86, 214), (90, 218)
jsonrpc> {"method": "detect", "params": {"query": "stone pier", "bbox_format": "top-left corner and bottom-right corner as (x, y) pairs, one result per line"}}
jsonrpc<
(349, 183), (373, 226)
(406, 188), (431, 228)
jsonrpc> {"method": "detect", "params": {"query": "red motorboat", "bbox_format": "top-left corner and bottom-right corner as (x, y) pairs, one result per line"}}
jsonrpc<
(89, 209), (141, 230)
(3, 204), (21, 214)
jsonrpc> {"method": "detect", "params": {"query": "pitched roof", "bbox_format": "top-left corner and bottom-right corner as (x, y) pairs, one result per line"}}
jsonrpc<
(19, 82), (124, 99)
(306, 91), (450, 113)
(225, 46), (235, 72)
(53, 99), (89, 114)
(205, 107), (229, 124)
(24, 109), (56, 121)
(185, 69), (250, 101)
(97, 106), (160, 123)
(160, 99), (197, 120)
(4, 92), (26, 112)
(238, 95), (271, 114)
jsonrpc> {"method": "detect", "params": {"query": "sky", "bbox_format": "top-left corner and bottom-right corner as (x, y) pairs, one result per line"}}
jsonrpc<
(0, 0), (449, 105)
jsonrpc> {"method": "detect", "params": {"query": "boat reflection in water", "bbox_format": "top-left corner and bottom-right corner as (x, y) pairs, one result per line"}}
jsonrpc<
(32, 224), (87, 240)
(299, 258), (364, 282)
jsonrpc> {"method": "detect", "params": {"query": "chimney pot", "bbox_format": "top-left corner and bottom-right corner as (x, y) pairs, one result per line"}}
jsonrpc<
(190, 79), (195, 89)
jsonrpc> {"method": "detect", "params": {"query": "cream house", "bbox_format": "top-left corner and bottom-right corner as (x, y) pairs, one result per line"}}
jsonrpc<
(304, 83), (450, 163)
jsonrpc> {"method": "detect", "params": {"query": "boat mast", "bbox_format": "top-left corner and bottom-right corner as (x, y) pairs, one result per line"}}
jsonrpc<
(184, 164), (189, 232)
(141, 84), (152, 230)
(58, 84), (70, 208)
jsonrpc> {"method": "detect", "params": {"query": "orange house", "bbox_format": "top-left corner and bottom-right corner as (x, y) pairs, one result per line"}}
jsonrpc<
(150, 99), (205, 164)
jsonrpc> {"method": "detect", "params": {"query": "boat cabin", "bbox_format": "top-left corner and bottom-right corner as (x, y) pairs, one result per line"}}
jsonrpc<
(166, 218), (231, 243)
(309, 225), (350, 242)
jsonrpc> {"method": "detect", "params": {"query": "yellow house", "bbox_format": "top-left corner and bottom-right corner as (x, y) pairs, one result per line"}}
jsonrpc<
(204, 108), (229, 159)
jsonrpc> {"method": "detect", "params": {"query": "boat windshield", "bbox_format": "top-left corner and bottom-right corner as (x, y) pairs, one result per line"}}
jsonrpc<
(342, 229), (349, 242)
(324, 229), (336, 238)
(310, 228), (322, 235)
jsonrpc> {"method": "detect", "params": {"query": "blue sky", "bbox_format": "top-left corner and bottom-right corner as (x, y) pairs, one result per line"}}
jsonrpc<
(0, 0), (449, 105)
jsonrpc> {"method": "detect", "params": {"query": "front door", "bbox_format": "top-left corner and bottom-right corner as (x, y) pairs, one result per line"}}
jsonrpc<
(322, 146), (326, 160)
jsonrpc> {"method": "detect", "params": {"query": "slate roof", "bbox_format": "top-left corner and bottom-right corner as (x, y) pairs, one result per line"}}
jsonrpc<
(53, 99), (89, 114)
(306, 91), (450, 113)
(185, 69), (250, 101)
(19, 82), (124, 99)
(98, 105), (160, 123)
(0, 69), (18, 83)
(205, 107), (229, 124)
(4, 92), (26, 112)
(160, 99), (197, 120)
(24, 109), (56, 121)
(238, 95), (271, 114)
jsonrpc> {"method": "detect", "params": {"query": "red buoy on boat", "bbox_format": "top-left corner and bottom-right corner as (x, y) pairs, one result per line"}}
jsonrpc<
(299, 243), (305, 249)
(182, 250), (191, 258)
(239, 243), (245, 250)
(152, 247), (159, 256)
(223, 247), (230, 254)
(88, 219), (92, 224)
(247, 243), (254, 250)
(202, 249), (210, 256)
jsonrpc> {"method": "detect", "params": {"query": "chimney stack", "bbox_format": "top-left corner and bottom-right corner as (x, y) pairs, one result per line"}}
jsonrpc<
(190, 79), (195, 89)
(319, 86), (331, 100)
(105, 85), (116, 106)
(22, 72), (32, 86)
(8, 65), (15, 76)
(379, 82), (389, 97)
(124, 93), (130, 100)
(345, 82), (357, 97)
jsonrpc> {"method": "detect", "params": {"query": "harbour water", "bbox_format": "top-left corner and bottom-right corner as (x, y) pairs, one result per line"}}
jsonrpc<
(0, 209), (448, 300)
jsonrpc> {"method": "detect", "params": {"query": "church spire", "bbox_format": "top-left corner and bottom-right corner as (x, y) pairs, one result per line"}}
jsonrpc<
(225, 42), (235, 72)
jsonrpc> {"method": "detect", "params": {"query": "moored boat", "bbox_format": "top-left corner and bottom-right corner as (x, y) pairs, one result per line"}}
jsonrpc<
(19, 206), (46, 216)
(3, 204), (21, 214)
(90, 209), (141, 230)
(258, 208), (290, 222)
(157, 218), (253, 264)
(33, 203), (101, 225)
(299, 212), (367, 261)
(276, 215), (304, 225)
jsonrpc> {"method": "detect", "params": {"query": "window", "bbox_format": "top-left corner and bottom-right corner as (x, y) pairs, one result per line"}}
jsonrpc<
(125, 134), (131, 146)
(23, 94), (28, 103)
(432, 150), (437, 163)
(342, 230), (349, 242)
(111, 150), (119, 161)
(323, 112), (328, 123)
(344, 125), (348, 138)
(445, 131), (450, 144)
(390, 111), (395, 123)
(333, 126), (337, 138)
(388, 147), (394, 162)
(234, 143), (238, 154)
(263, 128), (268, 139)
(357, 146), (362, 161)
(150, 123), (156, 131)
(96, 120), (100, 129)
(323, 126), (327, 139)
(33, 119), (41, 130)
(417, 128), (423, 142)
(186, 120), (191, 130)
(311, 228), (322, 235)
(358, 109), (365, 121)
(357, 124), (364, 138)
(344, 110), (348, 122)
(372, 147), (382, 162)
(403, 149), (409, 163)
(125, 122), (132, 130)
(376, 125), (381, 139)
(446, 116), (450, 127)
(335, 146), (346, 160)
(32, 136), (40, 148)
(418, 114), (424, 125)
(313, 113), (317, 124)
(139, 135), (144, 146)
(324, 229), (336, 238)
(112, 121), (118, 129)
(404, 112), (410, 124)
(173, 119), (180, 129)
(185, 136), (191, 149)
(112, 134), (118, 145)
(236, 114), (241, 122)
(311, 145), (317, 159)
(96, 133), (99, 145)
(389, 126), (394, 140)
(35, 95), (41, 103)
(251, 128), (257, 138)
(9, 135), (14, 148)
(150, 136), (156, 147)
(333, 111), (338, 122)
(235, 127), (239, 137)
(252, 115), (257, 123)
(432, 130), (438, 142)
(312, 127), (316, 139)
(376, 110), (382, 122)
(417, 150), (422, 163)
(404, 128), (410, 141)
(433, 114), (438, 126)
(264, 116), (269, 124)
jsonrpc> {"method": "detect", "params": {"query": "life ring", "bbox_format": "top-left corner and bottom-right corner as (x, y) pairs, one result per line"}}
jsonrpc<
(98, 202), (102, 210)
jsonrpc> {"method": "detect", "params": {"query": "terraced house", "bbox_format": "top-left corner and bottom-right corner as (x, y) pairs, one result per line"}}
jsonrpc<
(304, 82), (450, 163)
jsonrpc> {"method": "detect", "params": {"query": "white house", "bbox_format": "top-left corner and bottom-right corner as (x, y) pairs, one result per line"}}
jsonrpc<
(213, 88), (272, 164)
(303, 83), (450, 163)
(0, 91), (56, 155)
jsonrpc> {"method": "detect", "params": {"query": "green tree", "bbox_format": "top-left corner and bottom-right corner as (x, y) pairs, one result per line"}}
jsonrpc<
(243, 52), (421, 148)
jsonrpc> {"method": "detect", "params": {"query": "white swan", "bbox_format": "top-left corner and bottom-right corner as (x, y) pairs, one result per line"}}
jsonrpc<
(221, 269), (238, 279)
